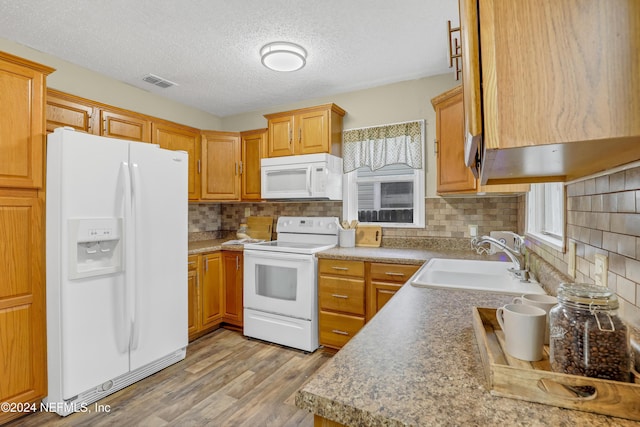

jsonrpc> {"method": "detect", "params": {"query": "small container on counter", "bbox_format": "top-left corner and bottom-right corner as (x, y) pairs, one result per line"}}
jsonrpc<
(237, 223), (249, 239)
(549, 283), (630, 382)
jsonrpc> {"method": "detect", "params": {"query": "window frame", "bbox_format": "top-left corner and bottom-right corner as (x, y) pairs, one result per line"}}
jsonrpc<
(342, 165), (425, 228)
(525, 182), (565, 251)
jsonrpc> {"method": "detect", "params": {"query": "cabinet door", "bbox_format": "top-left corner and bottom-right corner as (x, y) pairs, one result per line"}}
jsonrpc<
(459, 0), (483, 172)
(201, 131), (241, 200)
(46, 90), (96, 134)
(241, 129), (266, 201)
(296, 109), (329, 155)
(222, 252), (243, 326)
(0, 54), (51, 189)
(0, 193), (46, 424)
(100, 109), (151, 142)
(201, 253), (223, 328)
(187, 255), (200, 340)
(433, 87), (477, 194)
(366, 263), (418, 321)
(267, 115), (294, 157)
(152, 122), (201, 200)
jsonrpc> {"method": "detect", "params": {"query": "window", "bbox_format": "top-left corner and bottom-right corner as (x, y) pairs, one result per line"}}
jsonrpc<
(343, 163), (425, 227)
(526, 182), (565, 250)
(341, 120), (425, 228)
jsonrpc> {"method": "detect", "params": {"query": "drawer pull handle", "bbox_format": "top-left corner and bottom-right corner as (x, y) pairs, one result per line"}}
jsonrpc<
(332, 329), (349, 336)
(331, 294), (349, 299)
(385, 272), (405, 277)
(332, 267), (349, 271)
(188, 261), (196, 265)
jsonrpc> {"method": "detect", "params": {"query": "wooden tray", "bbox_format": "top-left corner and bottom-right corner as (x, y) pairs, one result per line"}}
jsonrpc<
(472, 307), (640, 421)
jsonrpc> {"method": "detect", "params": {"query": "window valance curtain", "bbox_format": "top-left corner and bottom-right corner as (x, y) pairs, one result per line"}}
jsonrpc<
(342, 120), (424, 173)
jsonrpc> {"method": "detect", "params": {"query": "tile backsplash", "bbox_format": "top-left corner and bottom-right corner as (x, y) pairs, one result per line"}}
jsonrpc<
(527, 164), (640, 321)
(188, 196), (519, 241)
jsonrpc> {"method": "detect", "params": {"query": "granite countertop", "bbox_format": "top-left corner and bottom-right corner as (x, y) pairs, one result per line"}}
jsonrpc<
(296, 279), (636, 426)
(188, 238), (243, 254)
(316, 246), (505, 265)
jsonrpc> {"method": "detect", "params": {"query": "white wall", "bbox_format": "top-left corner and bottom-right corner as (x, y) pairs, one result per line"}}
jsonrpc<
(220, 74), (459, 197)
(0, 38), (222, 129)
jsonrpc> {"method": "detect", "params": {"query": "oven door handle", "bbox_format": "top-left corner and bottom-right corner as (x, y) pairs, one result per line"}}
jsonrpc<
(244, 249), (315, 262)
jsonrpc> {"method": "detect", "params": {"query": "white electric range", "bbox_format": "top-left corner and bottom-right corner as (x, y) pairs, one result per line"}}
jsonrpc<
(243, 216), (339, 352)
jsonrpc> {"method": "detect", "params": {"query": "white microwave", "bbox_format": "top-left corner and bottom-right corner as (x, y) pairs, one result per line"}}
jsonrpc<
(261, 153), (343, 200)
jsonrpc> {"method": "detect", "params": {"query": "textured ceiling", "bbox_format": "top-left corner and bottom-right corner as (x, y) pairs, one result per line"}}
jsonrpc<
(0, 0), (459, 117)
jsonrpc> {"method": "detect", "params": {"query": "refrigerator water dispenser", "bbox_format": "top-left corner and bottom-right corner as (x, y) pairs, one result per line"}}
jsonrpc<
(68, 218), (123, 279)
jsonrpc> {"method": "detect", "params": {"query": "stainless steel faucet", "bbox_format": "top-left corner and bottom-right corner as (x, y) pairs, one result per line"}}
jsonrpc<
(472, 234), (529, 281)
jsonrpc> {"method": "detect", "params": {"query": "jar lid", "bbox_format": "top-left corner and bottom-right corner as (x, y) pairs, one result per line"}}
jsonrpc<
(557, 283), (618, 309)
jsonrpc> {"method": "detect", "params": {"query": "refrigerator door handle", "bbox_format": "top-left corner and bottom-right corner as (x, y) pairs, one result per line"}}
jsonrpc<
(121, 161), (134, 353)
(130, 163), (142, 350)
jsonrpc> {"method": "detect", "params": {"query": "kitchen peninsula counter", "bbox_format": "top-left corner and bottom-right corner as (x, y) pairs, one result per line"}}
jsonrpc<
(296, 275), (635, 426)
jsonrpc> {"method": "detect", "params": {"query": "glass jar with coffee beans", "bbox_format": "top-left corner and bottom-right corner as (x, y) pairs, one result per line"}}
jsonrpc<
(549, 283), (630, 382)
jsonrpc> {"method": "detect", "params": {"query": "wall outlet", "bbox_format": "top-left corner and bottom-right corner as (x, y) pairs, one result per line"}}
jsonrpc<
(594, 254), (608, 287)
(568, 241), (576, 278)
(244, 207), (251, 217)
(469, 224), (478, 238)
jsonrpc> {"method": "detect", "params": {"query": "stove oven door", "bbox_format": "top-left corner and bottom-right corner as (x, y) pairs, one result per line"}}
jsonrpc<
(243, 249), (316, 320)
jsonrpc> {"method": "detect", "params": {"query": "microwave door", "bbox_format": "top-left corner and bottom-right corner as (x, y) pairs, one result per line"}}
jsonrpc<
(263, 165), (311, 198)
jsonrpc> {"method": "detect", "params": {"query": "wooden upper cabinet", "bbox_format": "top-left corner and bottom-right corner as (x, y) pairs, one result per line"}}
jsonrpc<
(265, 104), (345, 157)
(0, 52), (53, 189)
(201, 131), (241, 200)
(460, 0), (640, 185)
(267, 115), (294, 157)
(433, 86), (477, 194)
(240, 128), (267, 201)
(100, 109), (151, 142)
(432, 86), (528, 195)
(46, 89), (95, 134)
(152, 122), (201, 200)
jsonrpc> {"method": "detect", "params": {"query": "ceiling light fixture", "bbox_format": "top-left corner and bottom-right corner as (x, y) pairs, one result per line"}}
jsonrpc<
(260, 42), (307, 72)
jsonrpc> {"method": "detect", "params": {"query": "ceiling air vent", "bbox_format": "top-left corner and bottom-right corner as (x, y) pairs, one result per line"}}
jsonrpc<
(142, 73), (178, 89)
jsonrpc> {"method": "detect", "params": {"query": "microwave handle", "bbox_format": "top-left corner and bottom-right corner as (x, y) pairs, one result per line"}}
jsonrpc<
(306, 166), (312, 195)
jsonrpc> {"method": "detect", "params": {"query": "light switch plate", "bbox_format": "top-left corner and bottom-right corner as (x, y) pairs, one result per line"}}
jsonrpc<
(568, 241), (576, 278)
(244, 207), (251, 217)
(469, 224), (478, 238)
(594, 254), (608, 287)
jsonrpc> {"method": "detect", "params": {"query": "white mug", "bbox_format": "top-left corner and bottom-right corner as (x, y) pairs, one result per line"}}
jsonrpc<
(496, 304), (547, 361)
(512, 294), (558, 344)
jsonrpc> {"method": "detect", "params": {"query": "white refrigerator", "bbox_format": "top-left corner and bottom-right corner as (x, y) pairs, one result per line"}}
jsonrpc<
(45, 127), (188, 415)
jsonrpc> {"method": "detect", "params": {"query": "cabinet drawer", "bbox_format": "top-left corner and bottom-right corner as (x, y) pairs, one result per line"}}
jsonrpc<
(319, 276), (365, 315)
(319, 310), (365, 349)
(370, 263), (419, 283)
(318, 259), (364, 278)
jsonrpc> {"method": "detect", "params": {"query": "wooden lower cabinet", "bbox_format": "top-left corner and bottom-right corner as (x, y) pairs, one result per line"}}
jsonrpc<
(318, 259), (420, 350)
(0, 190), (46, 425)
(187, 255), (200, 339)
(188, 250), (244, 341)
(366, 263), (419, 322)
(222, 252), (243, 327)
(318, 259), (365, 351)
(201, 252), (223, 329)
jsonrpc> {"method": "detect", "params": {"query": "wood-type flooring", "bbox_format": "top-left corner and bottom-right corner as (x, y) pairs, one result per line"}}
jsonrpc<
(7, 329), (330, 426)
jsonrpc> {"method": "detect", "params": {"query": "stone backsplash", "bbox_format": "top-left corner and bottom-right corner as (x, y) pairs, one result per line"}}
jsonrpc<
(527, 163), (640, 323)
(188, 196), (519, 247)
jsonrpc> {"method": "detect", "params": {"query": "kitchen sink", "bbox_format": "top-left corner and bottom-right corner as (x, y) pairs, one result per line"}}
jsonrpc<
(410, 258), (546, 295)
